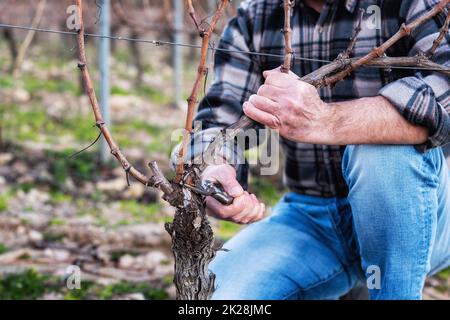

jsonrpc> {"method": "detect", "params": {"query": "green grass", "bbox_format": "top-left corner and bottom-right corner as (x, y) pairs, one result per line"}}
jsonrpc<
(63, 281), (95, 300)
(0, 75), (14, 88)
(49, 191), (72, 204)
(17, 182), (34, 193)
(98, 282), (168, 300)
(119, 200), (162, 222)
(437, 267), (450, 281)
(49, 218), (65, 226)
(216, 220), (242, 241)
(249, 176), (285, 207)
(0, 269), (49, 300)
(114, 120), (172, 155)
(114, 219), (132, 227)
(0, 194), (9, 212)
(0, 243), (7, 255)
(36, 59), (68, 70)
(109, 250), (139, 263)
(2, 105), (48, 142)
(111, 86), (130, 96)
(23, 76), (80, 96)
(1, 101), (100, 145)
(136, 85), (170, 104)
(0, 268), (170, 300)
(113, 47), (132, 64)
(42, 232), (65, 243)
(0, 55), (8, 70)
(46, 149), (111, 186)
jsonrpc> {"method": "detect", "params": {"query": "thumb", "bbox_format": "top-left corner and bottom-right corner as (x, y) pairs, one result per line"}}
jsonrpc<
(202, 165), (244, 197)
(220, 175), (244, 197)
(263, 67), (282, 78)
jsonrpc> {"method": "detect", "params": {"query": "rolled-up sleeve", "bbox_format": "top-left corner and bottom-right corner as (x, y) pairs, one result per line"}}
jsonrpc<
(379, 0), (450, 151)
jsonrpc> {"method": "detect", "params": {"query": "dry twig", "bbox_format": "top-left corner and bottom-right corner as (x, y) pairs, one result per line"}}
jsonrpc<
(175, 0), (230, 182)
(12, 0), (47, 78)
(74, 0), (173, 197)
(187, 0), (200, 32)
(281, 0), (294, 73)
(428, 9), (450, 56)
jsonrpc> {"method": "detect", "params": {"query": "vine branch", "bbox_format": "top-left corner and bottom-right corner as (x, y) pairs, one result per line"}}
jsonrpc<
(175, 0), (230, 182)
(428, 8), (450, 56)
(187, 0), (200, 32)
(74, 0), (173, 198)
(322, 0), (450, 87)
(281, 0), (294, 73)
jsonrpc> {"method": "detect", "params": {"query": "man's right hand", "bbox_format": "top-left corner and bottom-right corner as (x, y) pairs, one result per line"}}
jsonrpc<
(202, 164), (265, 224)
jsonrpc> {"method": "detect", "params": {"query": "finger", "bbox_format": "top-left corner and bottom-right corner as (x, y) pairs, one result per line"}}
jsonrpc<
(262, 66), (282, 78)
(248, 94), (280, 114)
(219, 175), (244, 198)
(264, 72), (296, 88)
(257, 84), (284, 101)
(229, 192), (254, 223)
(255, 203), (266, 222)
(243, 101), (282, 129)
(232, 193), (259, 224)
(243, 195), (261, 224)
(247, 199), (265, 223)
(203, 165), (243, 197)
(206, 193), (246, 219)
(263, 67), (298, 80)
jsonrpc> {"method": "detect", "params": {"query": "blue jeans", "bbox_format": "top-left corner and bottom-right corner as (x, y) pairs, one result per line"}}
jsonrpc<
(210, 145), (450, 300)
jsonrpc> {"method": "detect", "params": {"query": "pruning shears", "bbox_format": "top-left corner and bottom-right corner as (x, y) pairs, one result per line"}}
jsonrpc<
(182, 180), (234, 206)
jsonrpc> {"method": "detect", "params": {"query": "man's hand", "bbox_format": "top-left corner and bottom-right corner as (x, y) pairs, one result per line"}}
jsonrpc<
(202, 164), (265, 224)
(243, 68), (333, 144)
(243, 67), (428, 145)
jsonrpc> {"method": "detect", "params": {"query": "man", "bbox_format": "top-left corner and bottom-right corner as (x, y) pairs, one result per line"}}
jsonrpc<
(174, 0), (450, 299)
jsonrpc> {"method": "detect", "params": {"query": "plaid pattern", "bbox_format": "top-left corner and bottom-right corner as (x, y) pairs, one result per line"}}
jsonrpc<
(177, 0), (450, 197)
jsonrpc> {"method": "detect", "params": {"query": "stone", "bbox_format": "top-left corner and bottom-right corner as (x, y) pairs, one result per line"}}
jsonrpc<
(44, 248), (70, 261)
(97, 178), (127, 193)
(118, 254), (135, 269)
(12, 88), (31, 103)
(0, 153), (13, 166)
(144, 251), (168, 269)
(28, 230), (43, 242)
(40, 292), (65, 300)
(117, 293), (145, 300)
(122, 183), (145, 199)
(12, 160), (28, 175)
(110, 95), (142, 113)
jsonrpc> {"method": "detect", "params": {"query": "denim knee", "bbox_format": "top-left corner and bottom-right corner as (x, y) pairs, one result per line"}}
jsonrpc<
(341, 145), (445, 299)
(342, 144), (441, 193)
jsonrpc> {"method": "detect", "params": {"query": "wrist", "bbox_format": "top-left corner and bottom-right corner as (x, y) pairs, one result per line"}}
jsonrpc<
(324, 102), (339, 144)
(311, 101), (339, 145)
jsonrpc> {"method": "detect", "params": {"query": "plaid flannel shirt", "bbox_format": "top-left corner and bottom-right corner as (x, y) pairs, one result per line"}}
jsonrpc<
(173, 0), (450, 198)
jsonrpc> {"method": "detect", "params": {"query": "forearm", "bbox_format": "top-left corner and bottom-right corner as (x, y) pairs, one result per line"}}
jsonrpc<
(326, 96), (429, 145)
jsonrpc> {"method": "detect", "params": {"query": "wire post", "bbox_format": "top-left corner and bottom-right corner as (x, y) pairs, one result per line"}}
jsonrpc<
(98, 0), (111, 164)
(173, 0), (183, 109)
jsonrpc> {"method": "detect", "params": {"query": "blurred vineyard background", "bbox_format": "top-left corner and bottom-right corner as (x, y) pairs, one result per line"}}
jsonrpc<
(0, 0), (448, 300)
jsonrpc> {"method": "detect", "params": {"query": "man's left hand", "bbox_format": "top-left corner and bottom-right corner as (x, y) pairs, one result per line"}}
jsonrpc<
(243, 68), (333, 144)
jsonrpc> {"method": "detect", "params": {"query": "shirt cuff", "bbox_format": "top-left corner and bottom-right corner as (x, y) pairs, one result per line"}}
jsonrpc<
(170, 128), (248, 187)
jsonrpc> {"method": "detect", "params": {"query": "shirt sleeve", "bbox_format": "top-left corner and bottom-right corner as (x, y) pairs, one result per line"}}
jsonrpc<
(171, 2), (264, 187)
(378, 0), (450, 151)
